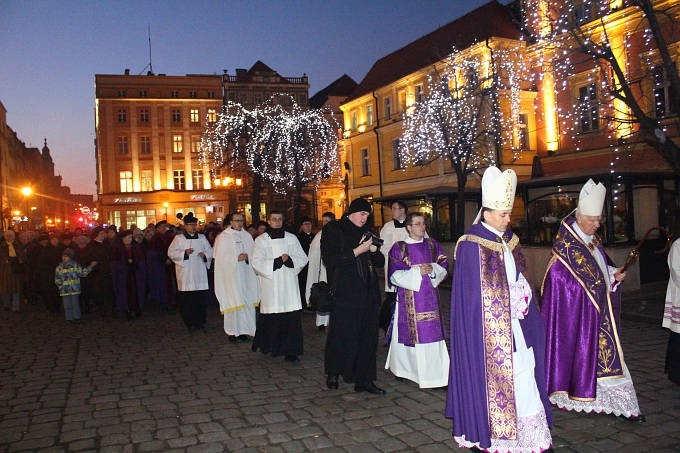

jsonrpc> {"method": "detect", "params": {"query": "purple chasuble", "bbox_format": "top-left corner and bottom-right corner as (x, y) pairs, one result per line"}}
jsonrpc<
(445, 223), (552, 449)
(387, 238), (449, 346)
(541, 217), (625, 401)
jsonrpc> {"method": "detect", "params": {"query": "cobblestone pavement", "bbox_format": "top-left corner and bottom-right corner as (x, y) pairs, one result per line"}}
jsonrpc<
(1, 285), (678, 452)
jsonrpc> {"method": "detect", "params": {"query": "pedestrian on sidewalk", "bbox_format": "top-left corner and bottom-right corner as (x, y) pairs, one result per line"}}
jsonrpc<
(54, 248), (97, 322)
(541, 179), (644, 420)
(663, 235), (680, 385)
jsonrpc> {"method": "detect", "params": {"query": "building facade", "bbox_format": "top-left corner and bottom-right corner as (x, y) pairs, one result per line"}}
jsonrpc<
(94, 62), (309, 228)
(339, 0), (679, 253)
(0, 101), (73, 231)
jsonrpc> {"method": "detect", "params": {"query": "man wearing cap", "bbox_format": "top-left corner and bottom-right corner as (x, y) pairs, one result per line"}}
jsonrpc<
(541, 179), (644, 420)
(251, 211), (308, 362)
(168, 213), (213, 332)
(214, 212), (260, 342)
(446, 167), (553, 452)
(321, 198), (386, 394)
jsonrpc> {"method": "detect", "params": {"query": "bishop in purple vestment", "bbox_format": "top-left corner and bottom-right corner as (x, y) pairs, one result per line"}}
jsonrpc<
(445, 167), (552, 452)
(541, 179), (643, 419)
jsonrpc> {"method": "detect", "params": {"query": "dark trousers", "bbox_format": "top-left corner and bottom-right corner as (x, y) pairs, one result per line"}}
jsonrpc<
(177, 290), (207, 329)
(666, 331), (680, 385)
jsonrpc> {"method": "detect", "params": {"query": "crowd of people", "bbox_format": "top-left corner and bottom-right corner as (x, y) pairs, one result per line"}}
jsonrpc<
(3, 168), (679, 453)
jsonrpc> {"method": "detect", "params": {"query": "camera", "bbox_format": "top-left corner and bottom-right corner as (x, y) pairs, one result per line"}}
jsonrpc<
(362, 231), (384, 248)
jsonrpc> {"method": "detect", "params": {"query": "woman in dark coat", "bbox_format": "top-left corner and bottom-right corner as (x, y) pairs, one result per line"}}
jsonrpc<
(321, 198), (385, 394)
(0, 230), (27, 312)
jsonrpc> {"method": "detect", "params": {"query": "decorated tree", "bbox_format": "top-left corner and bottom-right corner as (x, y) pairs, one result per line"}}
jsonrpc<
(201, 95), (340, 224)
(399, 45), (526, 236)
(518, 0), (680, 176)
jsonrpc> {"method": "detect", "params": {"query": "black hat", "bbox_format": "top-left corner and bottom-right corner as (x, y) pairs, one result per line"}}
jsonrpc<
(119, 229), (133, 239)
(348, 198), (372, 214)
(300, 216), (312, 224)
(92, 226), (104, 238)
(183, 212), (198, 225)
(38, 232), (50, 241)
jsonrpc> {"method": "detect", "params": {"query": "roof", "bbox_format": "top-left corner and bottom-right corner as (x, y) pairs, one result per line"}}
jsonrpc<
(309, 74), (358, 109)
(247, 60), (276, 75)
(344, 1), (521, 103)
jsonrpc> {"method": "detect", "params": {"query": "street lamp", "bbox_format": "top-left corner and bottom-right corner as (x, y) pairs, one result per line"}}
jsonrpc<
(21, 186), (31, 230)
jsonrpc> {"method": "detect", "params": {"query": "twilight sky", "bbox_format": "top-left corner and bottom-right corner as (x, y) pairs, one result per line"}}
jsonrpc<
(0, 0), (497, 195)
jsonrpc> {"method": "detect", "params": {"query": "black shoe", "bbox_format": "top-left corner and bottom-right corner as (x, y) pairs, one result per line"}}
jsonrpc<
(228, 335), (238, 343)
(355, 382), (386, 395)
(626, 414), (646, 423)
(284, 355), (300, 362)
(238, 334), (249, 342)
(326, 374), (339, 389)
(318, 325), (326, 332)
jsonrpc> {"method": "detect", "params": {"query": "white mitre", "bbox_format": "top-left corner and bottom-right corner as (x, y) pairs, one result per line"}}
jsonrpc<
(577, 179), (606, 216)
(473, 166), (517, 224)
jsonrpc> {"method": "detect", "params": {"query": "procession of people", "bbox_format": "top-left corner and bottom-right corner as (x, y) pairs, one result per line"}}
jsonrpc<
(5, 168), (678, 453)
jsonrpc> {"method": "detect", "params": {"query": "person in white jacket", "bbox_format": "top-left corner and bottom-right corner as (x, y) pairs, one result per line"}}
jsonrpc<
(167, 213), (213, 332)
(251, 211), (308, 362)
(664, 235), (680, 384)
(214, 212), (260, 343)
(305, 212), (336, 330)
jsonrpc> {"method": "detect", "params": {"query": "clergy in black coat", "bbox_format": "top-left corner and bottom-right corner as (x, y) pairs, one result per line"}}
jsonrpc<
(321, 198), (385, 394)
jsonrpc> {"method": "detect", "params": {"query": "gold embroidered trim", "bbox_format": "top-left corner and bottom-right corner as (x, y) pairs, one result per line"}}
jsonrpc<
(454, 233), (519, 258)
(415, 311), (440, 322)
(405, 289), (418, 344)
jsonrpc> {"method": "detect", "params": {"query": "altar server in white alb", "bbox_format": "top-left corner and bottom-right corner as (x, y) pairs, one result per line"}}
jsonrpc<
(214, 212), (260, 343)
(385, 211), (449, 388)
(305, 211), (336, 330)
(251, 211), (309, 362)
(167, 213), (213, 332)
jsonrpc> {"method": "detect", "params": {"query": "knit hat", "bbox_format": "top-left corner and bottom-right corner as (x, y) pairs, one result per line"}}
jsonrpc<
(348, 198), (372, 214)
(62, 248), (75, 259)
(577, 179), (606, 216)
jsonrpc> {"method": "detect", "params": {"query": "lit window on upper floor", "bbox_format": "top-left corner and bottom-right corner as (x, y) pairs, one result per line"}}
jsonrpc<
(173, 170), (185, 190)
(190, 108), (200, 124)
(191, 135), (201, 153)
(207, 109), (217, 123)
(366, 105), (374, 126)
(192, 170), (203, 190)
(119, 171), (133, 192)
(117, 109), (127, 123)
(140, 170), (153, 192)
(173, 135), (183, 153)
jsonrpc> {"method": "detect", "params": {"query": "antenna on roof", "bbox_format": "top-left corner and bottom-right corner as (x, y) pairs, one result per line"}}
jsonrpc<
(139, 24), (154, 75)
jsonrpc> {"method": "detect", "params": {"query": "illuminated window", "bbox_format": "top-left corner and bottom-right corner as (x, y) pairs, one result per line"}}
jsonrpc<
(173, 170), (185, 190)
(117, 109), (127, 123)
(653, 65), (678, 118)
(140, 136), (151, 154)
(384, 97), (392, 120)
(207, 108), (217, 123)
(140, 170), (153, 192)
(139, 109), (149, 123)
(191, 135), (201, 153)
(366, 104), (374, 126)
(117, 136), (129, 154)
(173, 135), (183, 153)
(192, 170), (203, 189)
(577, 84), (599, 133)
(361, 148), (370, 176)
(172, 109), (181, 123)
(190, 108), (200, 124)
(119, 171), (133, 192)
